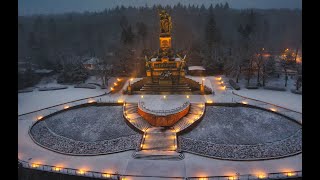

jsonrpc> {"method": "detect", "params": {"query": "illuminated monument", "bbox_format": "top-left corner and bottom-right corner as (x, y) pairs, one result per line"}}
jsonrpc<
(145, 10), (187, 85)
(127, 10), (212, 95)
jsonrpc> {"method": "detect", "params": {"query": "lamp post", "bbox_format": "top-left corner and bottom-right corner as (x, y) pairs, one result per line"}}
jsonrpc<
(200, 78), (205, 94)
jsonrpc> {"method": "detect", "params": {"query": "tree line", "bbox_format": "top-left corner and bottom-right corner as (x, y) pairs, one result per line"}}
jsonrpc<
(18, 3), (301, 86)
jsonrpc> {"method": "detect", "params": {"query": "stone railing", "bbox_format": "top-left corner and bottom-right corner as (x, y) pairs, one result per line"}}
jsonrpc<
(138, 101), (190, 116)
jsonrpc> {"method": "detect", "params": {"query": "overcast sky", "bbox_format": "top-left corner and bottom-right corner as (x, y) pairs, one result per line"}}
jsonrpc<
(18, 0), (302, 16)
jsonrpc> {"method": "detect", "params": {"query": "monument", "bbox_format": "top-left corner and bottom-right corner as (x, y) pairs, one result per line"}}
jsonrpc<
(145, 10), (187, 85)
(127, 10), (212, 95)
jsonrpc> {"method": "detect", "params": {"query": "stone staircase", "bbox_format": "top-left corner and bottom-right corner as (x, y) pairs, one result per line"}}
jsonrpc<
(139, 83), (192, 94)
(123, 102), (205, 160)
(132, 127), (183, 160)
(123, 103), (152, 131)
(172, 103), (205, 132)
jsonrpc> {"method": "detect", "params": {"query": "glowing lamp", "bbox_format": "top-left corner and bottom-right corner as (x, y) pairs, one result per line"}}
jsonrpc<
(257, 174), (266, 179)
(202, 78), (205, 81)
(88, 100), (95, 103)
(114, 82), (118, 86)
(163, 95), (166, 99)
(228, 176), (236, 180)
(110, 87), (114, 91)
(102, 173), (111, 178)
(241, 101), (248, 105)
(117, 100), (123, 103)
(31, 163), (39, 168)
(53, 167), (62, 171)
(77, 170), (85, 175)
(287, 172), (296, 177)
(206, 100), (213, 103)
(37, 116), (43, 120)
(186, 95), (190, 99)
(117, 78), (121, 82)
(130, 78), (133, 81)
(64, 106), (69, 109)
(270, 108), (277, 112)
(141, 95), (144, 98)
(199, 178), (208, 180)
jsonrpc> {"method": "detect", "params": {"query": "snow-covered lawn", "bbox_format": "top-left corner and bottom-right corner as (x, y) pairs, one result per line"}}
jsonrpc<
(224, 77), (302, 113)
(18, 77), (121, 115)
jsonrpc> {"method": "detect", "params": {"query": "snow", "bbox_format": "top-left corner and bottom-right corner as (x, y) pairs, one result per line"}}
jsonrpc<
(34, 69), (53, 74)
(18, 77), (120, 115)
(231, 77), (302, 113)
(183, 106), (300, 144)
(18, 75), (302, 178)
(141, 96), (188, 111)
(188, 66), (205, 71)
(19, 116), (302, 178)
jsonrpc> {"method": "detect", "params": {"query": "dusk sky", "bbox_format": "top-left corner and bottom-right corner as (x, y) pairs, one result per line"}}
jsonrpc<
(18, 0), (302, 16)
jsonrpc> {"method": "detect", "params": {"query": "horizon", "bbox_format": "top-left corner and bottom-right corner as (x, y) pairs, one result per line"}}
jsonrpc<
(18, 0), (302, 16)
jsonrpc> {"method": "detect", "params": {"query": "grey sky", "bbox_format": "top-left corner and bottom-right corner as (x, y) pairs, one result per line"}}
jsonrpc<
(18, 0), (302, 16)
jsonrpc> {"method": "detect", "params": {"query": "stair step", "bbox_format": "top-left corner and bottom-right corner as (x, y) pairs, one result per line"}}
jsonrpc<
(132, 151), (184, 160)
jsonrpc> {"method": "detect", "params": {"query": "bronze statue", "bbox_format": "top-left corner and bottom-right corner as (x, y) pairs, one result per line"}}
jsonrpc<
(159, 10), (172, 34)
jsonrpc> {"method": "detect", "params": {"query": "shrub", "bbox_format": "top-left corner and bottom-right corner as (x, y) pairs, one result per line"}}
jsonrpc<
(74, 84), (96, 89)
(229, 79), (240, 90)
(38, 86), (68, 91)
(264, 86), (286, 91)
(291, 89), (302, 95)
(245, 84), (259, 89)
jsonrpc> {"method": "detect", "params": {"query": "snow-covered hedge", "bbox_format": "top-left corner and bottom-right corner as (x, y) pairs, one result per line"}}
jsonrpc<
(291, 89), (302, 94)
(245, 84), (259, 89)
(229, 79), (240, 90)
(74, 84), (96, 89)
(264, 86), (286, 91)
(38, 86), (68, 91)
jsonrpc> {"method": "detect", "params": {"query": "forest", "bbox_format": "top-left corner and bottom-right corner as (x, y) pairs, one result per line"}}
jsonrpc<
(18, 2), (302, 88)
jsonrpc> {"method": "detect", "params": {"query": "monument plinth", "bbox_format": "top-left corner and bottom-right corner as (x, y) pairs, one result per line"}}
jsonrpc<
(137, 99), (190, 127)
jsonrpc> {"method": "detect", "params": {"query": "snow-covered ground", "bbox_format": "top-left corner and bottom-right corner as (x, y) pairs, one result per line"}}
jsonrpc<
(18, 75), (302, 179)
(18, 77), (121, 115)
(226, 77), (302, 113)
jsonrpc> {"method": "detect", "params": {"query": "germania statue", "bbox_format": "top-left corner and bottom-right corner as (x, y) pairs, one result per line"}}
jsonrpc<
(159, 10), (172, 34)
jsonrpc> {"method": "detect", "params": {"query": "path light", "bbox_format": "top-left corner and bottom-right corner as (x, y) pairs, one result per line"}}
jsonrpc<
(31, 163), (39, 168)
(199, 177), (208, 180)
(37, 116), (43, 120)
(117, 78), (121, 82)
(114, 82), (118, 86)
(206, 100), (213, 103)
(141, 95), (144, 98)
(186, 95), (189, 99)
(117, 100), (123, 103)
(88, 100), (95, 103)
(270, 108), (277, 112)
(53, 167), (62, 171)
(163, 95), (166, 99)
(241, 101), (248, 105)
(102, 173), (111, 178)
(77, 169), (86, 175)
(63, 105), (69, 109)
(228, 176), (236, 180)
(286, 172), (296, 177)
(110, 87), (114, 91)
(257, 174), (266, 179)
